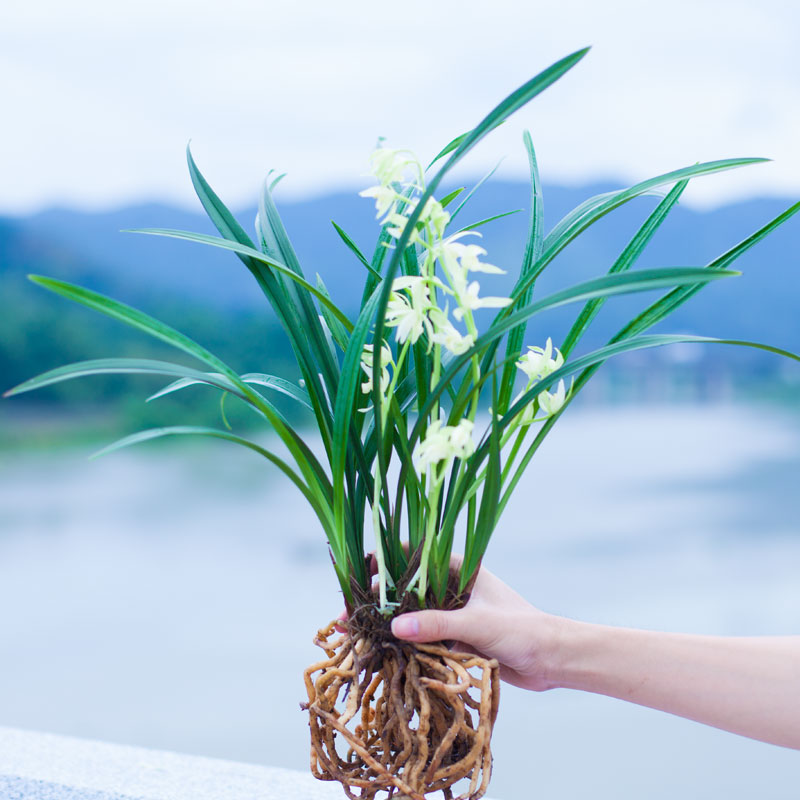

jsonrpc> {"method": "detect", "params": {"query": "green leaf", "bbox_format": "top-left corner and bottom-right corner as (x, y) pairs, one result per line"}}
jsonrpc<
(332, 286), (384, 570)
(147, 372), (313, 410)
(613, 200), (800, 342)
(535, 157), (769, 286)
(183, 148), (337, 459)
(498, 130), (542, 414)
(331, 221), (381, 279)
(456, 209), (523, 233)
(127, 228), (353, 333)
(449, 159), (505, 222)
(3, 358), (236, 399)
(316, 275), (351, 352)
(460, 376), (501, 593)
(560, 179), (688, 358)
(25, 275), (337, 520)
(27, 277), (246, 378)
(494, 334), (800, 516)
(186, 143), (257, 252)
(91, 426), (342, 582)
(439, 187), (466, 209)
(410, 266), (738, 443)
(256, 177), (342, 400)
(426, 132), (470, 171)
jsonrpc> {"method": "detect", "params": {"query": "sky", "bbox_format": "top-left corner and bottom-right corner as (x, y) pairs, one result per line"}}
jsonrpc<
(1, 0), (799, 213)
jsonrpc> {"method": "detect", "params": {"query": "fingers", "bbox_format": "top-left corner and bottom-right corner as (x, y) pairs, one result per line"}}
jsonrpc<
(391, 608), (473, 645)
(334, 609), (348, 633)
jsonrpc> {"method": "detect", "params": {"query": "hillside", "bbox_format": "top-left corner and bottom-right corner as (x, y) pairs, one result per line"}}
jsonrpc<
(2, 178), (798, 425)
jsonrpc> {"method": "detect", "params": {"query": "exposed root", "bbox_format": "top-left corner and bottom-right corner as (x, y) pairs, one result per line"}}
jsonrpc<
(303, 619), (500, 800)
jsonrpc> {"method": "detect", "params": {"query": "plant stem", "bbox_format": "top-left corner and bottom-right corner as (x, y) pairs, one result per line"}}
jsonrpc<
(416, 475), (443, 605)
(371, 339), (411, 613)
(463, 310), (481, 420)
(371, 469), (389, 610)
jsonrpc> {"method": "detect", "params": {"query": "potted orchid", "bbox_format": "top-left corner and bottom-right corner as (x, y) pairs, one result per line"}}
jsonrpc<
(6, 47), (799, 800)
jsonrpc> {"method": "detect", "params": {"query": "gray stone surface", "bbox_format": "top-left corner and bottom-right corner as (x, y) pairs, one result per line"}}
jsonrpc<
(0, 726), (345, 800)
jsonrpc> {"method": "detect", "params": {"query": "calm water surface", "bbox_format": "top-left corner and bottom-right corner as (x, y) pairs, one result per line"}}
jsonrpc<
(1, 403), (798, 798)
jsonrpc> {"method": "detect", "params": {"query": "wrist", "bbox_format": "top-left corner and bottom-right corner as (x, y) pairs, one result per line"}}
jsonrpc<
(516, 611), (582, 692)
(535, 616), (600, 692)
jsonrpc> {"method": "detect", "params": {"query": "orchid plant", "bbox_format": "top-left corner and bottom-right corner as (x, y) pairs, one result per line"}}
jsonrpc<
(6, 48), (799, 625)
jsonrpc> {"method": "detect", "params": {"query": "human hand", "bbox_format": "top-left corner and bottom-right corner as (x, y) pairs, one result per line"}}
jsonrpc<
(388, 562), (563, 691)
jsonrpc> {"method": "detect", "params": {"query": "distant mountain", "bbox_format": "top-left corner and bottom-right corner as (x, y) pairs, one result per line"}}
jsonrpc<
(2, 179), (799, 372)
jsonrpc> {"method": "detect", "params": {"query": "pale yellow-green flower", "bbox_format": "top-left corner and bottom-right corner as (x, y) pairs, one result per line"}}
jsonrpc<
(430, 315), (475, 355)
(412, 418), (476, 477)
(386, 197), (450, 244)
(537, 379), (569, 417)
(452, 281), (513, 321)
(360, 342), (392, 395)
(385, 276), (435, 344)
(516, 338), (564, 381)
(436, 235), (505, 277)
(367, 147), (418, 186)
(359, 184), (400, 221)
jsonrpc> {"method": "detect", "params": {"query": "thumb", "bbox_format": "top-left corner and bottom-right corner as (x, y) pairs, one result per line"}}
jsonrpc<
(391, 609), (471, 644)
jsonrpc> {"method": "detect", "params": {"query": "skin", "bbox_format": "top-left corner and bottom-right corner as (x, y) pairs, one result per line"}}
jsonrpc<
(346, 562), (800, 751)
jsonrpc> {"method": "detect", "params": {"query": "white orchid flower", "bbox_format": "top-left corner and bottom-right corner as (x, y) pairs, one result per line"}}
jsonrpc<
(359, 184), (400, 221)
(429, 314), (475, 355)
(385, 210), (419, 244)
(452, 281), (512, 321)
(437, 237), (505, 277)
(412, 418), (475, 477)
(538, 379), (569, 418)
(360, 342), (392, 395)
(420, 197), (450, 240)
(385, 276), (435, 344)
(509, 389), (536, 426)
(385, 196), (450, 244)
(367, 147), (418, 186)
(447, 419), (476, 458)
(516, 338), (564, 381)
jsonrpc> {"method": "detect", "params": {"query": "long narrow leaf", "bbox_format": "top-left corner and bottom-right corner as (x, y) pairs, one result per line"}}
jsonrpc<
(498, 130), (543, 413)
(257, 179), (342, 395)
(126, 229), (353, 332)
(560, 179), (688, 358)
(147, 372), (313, 410)
(530, 158), (769, 293)
(331, 221), (381, 279)
(317, 275), (351, 352)
(91, 426), (343, 587)
(3, 358), (235, 399)
(613, 200), (800, 342)
(449, 159), (505, 222)
(456, 209), (523, 233)
(183, 148), (337, 461)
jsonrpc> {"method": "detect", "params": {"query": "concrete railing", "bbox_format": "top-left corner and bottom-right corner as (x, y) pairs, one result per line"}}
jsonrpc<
(0, 726), (499, 799)
(0, 726), (345, 800)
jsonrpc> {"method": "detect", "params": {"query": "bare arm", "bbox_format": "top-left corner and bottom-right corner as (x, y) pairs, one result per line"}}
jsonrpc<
(390, 566), (800, 750)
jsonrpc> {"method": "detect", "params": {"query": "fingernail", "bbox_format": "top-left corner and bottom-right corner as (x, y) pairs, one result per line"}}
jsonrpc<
(392, 615), (419, 638)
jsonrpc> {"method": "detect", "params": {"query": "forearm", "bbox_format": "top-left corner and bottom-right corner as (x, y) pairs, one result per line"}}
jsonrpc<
(550, 620), (800, 749)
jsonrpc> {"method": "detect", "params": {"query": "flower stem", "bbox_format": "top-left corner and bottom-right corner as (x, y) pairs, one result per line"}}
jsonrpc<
(372, 339), (411, 614)
(416, 476), (443, 606)
(371, 469), (389, 611)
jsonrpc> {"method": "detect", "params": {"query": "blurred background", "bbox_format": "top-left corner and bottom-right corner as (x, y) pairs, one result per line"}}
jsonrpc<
(1, 1), (799, 797)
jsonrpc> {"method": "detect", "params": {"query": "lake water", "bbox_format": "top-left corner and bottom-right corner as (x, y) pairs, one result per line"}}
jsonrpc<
(1, 403), (799, 798)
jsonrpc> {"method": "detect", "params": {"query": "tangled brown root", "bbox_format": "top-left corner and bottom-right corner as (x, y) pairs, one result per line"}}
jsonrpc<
(302, 616), (500, 800)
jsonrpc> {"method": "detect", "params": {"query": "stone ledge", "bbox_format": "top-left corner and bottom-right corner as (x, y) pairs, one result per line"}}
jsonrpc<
(0, 726), (498, 799)
(0, 726), (344, 800)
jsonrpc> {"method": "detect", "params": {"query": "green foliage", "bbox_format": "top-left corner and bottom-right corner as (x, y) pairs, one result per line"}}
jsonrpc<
(6, 49), (800, 613)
